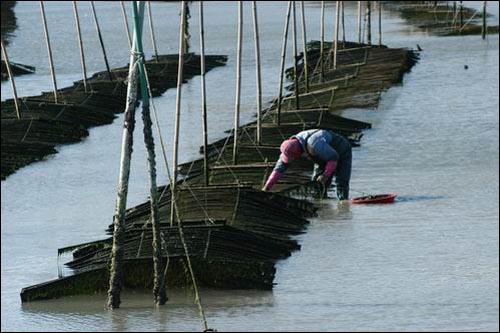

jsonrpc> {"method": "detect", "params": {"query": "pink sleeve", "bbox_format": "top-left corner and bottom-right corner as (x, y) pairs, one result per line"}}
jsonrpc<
(264, 170), (283, 191)
(323, 160), (337, 179)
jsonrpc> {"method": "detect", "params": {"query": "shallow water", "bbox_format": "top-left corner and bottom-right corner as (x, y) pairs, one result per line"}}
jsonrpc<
(1, 1), (499, 332)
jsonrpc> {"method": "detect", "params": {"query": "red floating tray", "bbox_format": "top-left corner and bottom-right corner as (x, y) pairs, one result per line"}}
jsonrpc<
(350, 193), (397, 204)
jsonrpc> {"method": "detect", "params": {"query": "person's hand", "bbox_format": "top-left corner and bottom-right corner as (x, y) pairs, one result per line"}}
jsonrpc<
(316, 175), (327, 185)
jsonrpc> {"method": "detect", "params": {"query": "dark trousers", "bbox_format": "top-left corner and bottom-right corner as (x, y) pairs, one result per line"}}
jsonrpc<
(312, 149), (352, 200)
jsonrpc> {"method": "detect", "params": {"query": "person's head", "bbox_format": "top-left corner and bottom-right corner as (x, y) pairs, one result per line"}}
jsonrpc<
(280, 138), (302, 163)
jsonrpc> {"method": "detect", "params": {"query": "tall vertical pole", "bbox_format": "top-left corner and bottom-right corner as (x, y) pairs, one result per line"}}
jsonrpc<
(333, 1), (340, 69)
(90, 1), (113, 81)
(300, 1), (309, 93)
(482, 1), (487, 40)
(232, 2), (243, 165)
(120, 1), (132, 49)
(366, 1), (372, 45)
(341, 1), (345, 46)
(1, 39), (21, 118)
(252, 1), (263, 145)
(199, 1), (209, 186)
(39, 1), (58, 103)
(358, 1), (362, 44)
(378, 1), (382, 46)
(320, 1), (325, 82)
(147, 1), (160, 61)
(459, 1), (463, 28)
(133, 1), (166, 306)
(276, 1), (292, 125)
(292, 2), (299, 110)
(170, 1), (187, 225)
(72, 1), (88, 93)
(107, 0), (144, 311)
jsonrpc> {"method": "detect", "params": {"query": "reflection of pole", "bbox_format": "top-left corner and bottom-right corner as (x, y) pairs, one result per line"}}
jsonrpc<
(357, 1), (362, 44)
(378, 1), (382, 46)
(333, 1), (340, 69)
(320, 1), (325, 81)
(40, 1), (58, 103)
(107, 0), (143, 311)
(366, 1), (372, 45)
(300, 1), (309, 93)
(232, 2), (243, 165)
(90, 1), (113, 81)
(170, 1), (187, 225)
(276, 1), (292, 125)
(482, 1), (487, 40)
(1, 39), (21, 118)
(120, 1), (132, 48)
(252, 1), (263, 145)
(147, 1), (159, 61)
(292, 2), (299, 110)
(72, 1), (88, 92)
(199, 1), (209, 186)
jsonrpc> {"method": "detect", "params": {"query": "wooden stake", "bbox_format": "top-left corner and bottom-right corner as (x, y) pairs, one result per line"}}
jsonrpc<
(199, 1), (209, 186)
(300, 1), (309, 93)
(233, 2), (243, 164)
(358, 1), (362, 44)
(147, 1), (159, 61)
(252, 1), (263, 144)
(341, 1), (345, 46)
(378, 1), (382, 46)
(107, 0), (144, 311)
(276, 1), (292, 125)
(170, 1), (187, 225)
(120, 1), (132, 49)
(333, 1), (340, 69)
(1, 38), (21, 118)
(90, 1), (113, 81)
(39, 1), (58, 103)
(459, 1), (463, 29)
(72, 1), (88, 93)
(292, 2), (299, 110)
(482, 1), (487, 40)
(134, 2), (166, 306)
(320, 1), (325, 82)
(366, 1), (372, 45)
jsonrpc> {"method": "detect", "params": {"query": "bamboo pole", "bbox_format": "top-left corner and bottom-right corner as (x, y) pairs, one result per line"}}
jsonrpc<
(107, 1), (144, 311)
(358, 1), (362, 44)
(199, 1), (209, 186)
(276, 1), (292, 125)
(147, 1), (160, 61)
(72, 1), (88, 93)
(90, 1), (113, 81)
(39, 1), (58, 103)
(459, 1), (463, 28)
(341, 1), (345, 46)
(366, 1), (372, 45)
(252, 1), (263, 144)
(292, 2), (299, 110)
(133, 2), (166, 306)
(232, 1), (243, 165)
(378, 1), (382, 46)
(120, 1), (132, 49)
(1, 39), (21, 118)
(300, 1), (309, 93)
(333, 1), (340, 69)
(170, 1), (187, 225)
(482, 1), (487, 40)
(320, 1), (325, 82)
